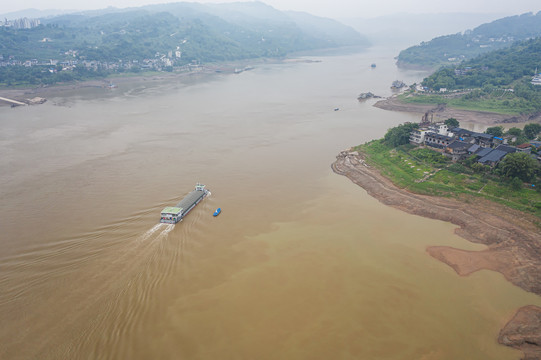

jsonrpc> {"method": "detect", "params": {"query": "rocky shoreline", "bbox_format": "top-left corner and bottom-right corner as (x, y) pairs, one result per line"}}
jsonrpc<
(499, 306), (541, 360)
(332, 150), (541, 358)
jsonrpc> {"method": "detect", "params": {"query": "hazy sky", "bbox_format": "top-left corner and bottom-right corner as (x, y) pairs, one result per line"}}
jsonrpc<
(3, 0), (541, 19)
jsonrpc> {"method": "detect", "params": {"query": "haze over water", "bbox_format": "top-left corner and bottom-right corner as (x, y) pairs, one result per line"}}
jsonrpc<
(1, 46), (540, 359)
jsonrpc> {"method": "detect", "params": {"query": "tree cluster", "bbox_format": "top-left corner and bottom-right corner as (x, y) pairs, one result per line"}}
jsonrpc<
(485, 123), (541, 144)
(444, 118), (460, 128)
(383, 123), (419, 147)
(0, 65), (109, 86)
(498, 152), (540, 182)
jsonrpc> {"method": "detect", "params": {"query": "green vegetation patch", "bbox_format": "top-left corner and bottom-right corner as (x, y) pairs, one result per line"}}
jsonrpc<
(398, 91), (535, 116)
(397, 37), (541, 116)
(399, 94), (447, 105)
(355, 140), (541, 217)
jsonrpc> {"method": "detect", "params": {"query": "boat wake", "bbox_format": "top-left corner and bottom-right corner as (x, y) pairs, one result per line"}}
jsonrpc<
(137, 224), (164, 242)
(157, 224), (174, 240)
(137, 223), (174, 242)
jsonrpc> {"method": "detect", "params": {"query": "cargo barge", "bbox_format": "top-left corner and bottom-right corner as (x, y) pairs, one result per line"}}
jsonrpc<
(160, 183), (209, 224)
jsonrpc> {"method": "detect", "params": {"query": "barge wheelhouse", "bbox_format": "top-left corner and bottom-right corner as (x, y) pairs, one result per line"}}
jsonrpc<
(160, 206), (183, 224)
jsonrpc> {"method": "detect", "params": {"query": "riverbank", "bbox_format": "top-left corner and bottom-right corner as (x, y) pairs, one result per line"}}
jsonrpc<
(374, 95), (541, 125)
(0, 58), (272, 106)
(332, 150), (541, 358)
(0, 72), (196, 106)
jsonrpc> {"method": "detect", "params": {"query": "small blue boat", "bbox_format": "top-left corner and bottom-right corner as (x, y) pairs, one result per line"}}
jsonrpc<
(213, 208), (221, 217)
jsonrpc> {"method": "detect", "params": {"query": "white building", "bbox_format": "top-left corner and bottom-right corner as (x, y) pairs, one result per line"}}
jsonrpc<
(410, 129), (430, 144)
(410, 122), (450, 144)
(429, 123), (450, 136)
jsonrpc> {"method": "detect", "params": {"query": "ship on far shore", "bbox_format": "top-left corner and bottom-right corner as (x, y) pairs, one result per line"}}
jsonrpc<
(391, 80), (406, 90)
(357, 92), (381, 101)
(234, 66), (254, 74)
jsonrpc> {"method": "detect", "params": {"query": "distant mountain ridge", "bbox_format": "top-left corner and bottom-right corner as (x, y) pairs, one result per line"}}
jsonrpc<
(0, 8), (77, 20)
(0, 1), (368, 65)
(341, 13), (505, 48)
(397, 11), (541, 69)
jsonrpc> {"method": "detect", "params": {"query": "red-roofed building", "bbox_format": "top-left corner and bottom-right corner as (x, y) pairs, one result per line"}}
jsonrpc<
(516, 143), (532, 154)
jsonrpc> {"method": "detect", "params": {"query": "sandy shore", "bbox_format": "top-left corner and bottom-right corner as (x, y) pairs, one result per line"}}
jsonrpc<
(374, 95), (541, 125)
(0, 68), (218, 105)
(332, 150), (541, 358)
(0, 76), (182, 106)
(0, 59), (269, 106)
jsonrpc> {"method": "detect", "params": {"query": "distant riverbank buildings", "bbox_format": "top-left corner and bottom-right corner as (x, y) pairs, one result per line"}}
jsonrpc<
(1, 17), (40, 29)
(532, 68), (541, 85)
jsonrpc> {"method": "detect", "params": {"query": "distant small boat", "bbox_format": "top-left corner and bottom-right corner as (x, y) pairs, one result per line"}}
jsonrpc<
(213, 208), (221, 216)
(334, 108), (340, 111)
(371, 63), (376, 68)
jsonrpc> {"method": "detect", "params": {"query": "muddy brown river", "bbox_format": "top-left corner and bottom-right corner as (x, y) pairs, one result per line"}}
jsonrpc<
(1, 47), (540, 359)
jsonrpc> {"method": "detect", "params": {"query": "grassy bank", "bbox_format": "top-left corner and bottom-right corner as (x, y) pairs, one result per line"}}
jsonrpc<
(355, 140), (541, 217)
(397, 92), (535, 116)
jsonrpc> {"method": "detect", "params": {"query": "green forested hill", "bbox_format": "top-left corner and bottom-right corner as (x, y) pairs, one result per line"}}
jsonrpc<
(400, 38), (541, 115)
(397, 12), (541, 69)
(1, 2), (367, 64)
(0, 2), (368, 86)
(422, 37), (541, 90)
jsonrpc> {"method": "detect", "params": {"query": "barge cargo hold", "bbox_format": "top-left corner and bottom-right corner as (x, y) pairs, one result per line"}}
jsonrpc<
(160, 183), (209, 224)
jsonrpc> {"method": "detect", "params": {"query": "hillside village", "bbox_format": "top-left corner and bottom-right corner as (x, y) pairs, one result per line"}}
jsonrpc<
(409, 119), (541, 167)
(0, 17), (207, 72)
